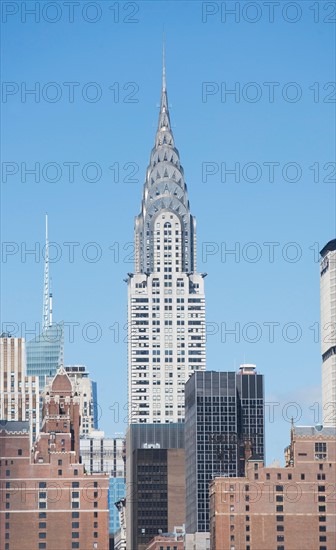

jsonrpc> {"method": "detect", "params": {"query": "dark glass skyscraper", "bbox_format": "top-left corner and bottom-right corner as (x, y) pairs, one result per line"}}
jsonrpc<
(185, 366), (264, 535)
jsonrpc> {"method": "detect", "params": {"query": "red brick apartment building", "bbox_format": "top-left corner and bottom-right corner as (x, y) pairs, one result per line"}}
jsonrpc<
(210, 425), (336, 550)
(0, 367), (109, 550)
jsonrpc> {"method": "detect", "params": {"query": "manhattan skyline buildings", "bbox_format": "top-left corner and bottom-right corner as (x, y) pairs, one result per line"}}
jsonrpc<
(2, 7), (335, 461)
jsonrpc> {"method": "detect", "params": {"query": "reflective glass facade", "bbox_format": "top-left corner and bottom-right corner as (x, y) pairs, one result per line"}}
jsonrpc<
(185, 370), (264, 534)
(26, 322), (64, 391)
(109, 477), (126, 535)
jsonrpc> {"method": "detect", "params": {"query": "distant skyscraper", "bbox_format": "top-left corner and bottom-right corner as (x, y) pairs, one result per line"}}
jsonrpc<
(65, 365), (98, 436)
(0, 334), (39, 444)
(320, 239), (336, 428)
(26, 215), (64, 391)
(185, 367), (264, 544)
(127, 52), (206, 424)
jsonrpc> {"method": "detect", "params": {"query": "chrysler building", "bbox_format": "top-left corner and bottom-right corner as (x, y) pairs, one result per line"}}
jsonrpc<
(127, 57), (206, 424)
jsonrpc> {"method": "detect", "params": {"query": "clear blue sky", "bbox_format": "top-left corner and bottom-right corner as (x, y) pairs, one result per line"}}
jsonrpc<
(1, 1), (335, 462)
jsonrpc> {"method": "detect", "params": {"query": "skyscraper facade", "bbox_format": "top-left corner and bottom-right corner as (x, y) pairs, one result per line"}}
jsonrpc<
(126, 423), (186, 550)
(185, 367), (264, 538)
(127, 59), (206, 424)
(320, 239), (336, 428)
(26, 322), (64, 392)
(0, 334), (39, 444)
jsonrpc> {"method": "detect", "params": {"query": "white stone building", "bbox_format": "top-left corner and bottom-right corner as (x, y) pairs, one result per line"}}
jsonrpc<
(320, 239), (336, 427)
(127, 59), (206, 424)
(0, 334), (39, 444)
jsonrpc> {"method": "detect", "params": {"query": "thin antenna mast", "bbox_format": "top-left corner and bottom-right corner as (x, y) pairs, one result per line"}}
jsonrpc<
(162, 31), (166, 91)
(43, 213), (50, 331)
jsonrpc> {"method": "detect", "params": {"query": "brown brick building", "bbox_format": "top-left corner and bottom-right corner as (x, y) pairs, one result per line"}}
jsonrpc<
(209, 425), (336, 550)
(0, 367), (109, 550)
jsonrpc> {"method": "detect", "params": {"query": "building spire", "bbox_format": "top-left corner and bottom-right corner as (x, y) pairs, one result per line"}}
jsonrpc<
(43, 213), (50, 331)
(134, 52), (197, 275)
(162, 32), (166, 92)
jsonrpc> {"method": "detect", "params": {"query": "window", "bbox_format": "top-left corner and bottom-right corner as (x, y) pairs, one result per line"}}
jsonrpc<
(39, 513), (46, 519)
(288, 473), (292, 480)
(39, 545), (46, 549)
(39, 502), (46, 509)
(94, 532), (98, 538)
(72, 502), (79, 509)
(72, 512), (79, 518)
(72, 482), (79, 488)
(277, 536), (284, 542)
(315, 442), (327, 460)
(72, 544), (79, 549)
(72, 533), (79, 538)
(39, 482), (46, 489)
(319, 516), (326, 522)
(319, 526), (326, 532)
(39, 523), (46, 529)
(276, 516), (284, 522)
(39, 533), (46, 539)
(72, 522), (79, 529)
(276, 495), (283, 502)
(277, 473), (281, 480)
(18, 449), (22, 456)
(276, 526), (284, 532)
(318, 486), (326, 492)
(301, 473), (305, 480)
(74, 469), (78, 476)
(276, 485), (283, 492)
(276, 506), (284, 512)
(58, 470), (62, 476)
(58, 459), (62, 466)
(319, 506), (326, 512)
(319, 536), (327, 542)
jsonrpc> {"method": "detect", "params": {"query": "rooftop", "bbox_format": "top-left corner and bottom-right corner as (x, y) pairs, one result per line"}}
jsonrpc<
(320, 238), (336, 257)
(294, 425), (336, 437)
